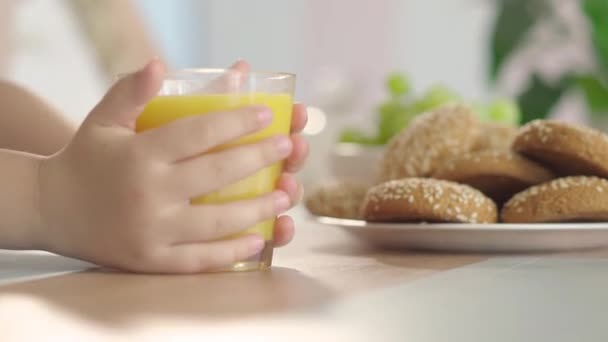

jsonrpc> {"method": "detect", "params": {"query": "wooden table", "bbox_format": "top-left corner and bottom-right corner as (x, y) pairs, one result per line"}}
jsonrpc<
(1, 207), (607, 341)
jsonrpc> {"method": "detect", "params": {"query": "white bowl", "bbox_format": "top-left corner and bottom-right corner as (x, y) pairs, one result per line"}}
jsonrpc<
(329, 143), (385, 184)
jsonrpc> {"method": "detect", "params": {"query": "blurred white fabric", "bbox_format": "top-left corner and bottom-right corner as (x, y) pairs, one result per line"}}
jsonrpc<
(5, 0), (106, 124)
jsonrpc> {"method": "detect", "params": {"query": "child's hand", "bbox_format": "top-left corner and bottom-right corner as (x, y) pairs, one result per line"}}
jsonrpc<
(36, 59), (307, 273)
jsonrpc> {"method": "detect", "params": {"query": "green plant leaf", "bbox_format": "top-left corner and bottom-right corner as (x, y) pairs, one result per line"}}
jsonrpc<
(339, 129), (381, 146)
(411, 84), (461, 114)
(489, 0), (542, 81)
(578, 75), (608, 113)
(386, 72), (411, 98)
(487, 98), (522, 125)
(582, 0), (608, 76)
(377, 100), (412, 144)
(517, 74), (571, 123)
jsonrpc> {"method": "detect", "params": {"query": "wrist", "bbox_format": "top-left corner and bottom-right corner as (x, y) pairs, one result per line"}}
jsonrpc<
(0, 151), (46, 250)
(17, 153), (47, 251)
(29, 155), (48, 251)
(34, 153), (76, 255)
(32, 154), (63, 252)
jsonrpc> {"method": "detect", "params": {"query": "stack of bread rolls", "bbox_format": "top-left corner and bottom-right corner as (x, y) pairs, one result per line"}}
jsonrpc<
(306, 104), (608, 224)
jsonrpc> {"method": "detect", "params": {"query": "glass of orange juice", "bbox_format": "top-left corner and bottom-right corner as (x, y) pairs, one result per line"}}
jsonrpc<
(135, 69), (295, 272)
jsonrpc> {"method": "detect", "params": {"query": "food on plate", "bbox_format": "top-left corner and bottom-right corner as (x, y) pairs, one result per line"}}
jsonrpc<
(513, 119), (608, 177)
(378, 105), (480, 181)
(472, 122), (518, 151)
(305, 180), (369, 219)
(501, 176), (608, 223)
(361, 178), (497, 223)
(433, 150), (555, 204)
(318, 105), (608, 226)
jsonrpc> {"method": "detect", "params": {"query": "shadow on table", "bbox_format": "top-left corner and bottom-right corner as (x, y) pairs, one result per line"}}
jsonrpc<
(313, 240), (576, 272)
(313, 242), (486, 270)
(0, 261), (334, 327)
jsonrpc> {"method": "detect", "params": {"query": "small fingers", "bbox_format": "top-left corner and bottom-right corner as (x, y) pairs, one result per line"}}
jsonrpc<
(159, 234), (265, 273)
(170, 191), (291, 244)
(290, 103), (308, 133)
(284, 134), (309, 173)
(137, 106), (272, 161)
(273, 215), (295, 247)
(204, 60), (251, 93)
(168, 135), (292, 198)
(276, 173), (302, 205)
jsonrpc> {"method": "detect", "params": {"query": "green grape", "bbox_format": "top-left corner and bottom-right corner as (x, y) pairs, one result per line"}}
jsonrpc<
(339, 129), (379, 145)
(470, 102), (491, 121)
(487, 98), (521, 125)
(377, 100), (412, 144)
(412, 84), (461, 114)
(378, 100), (405, 118)
(386, 72), (411, 97)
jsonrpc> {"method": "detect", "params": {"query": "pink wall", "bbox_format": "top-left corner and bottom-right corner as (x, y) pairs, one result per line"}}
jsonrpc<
(302, 1), (391, 116)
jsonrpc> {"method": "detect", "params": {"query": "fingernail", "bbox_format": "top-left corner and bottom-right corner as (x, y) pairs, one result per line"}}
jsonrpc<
(273, 136), (292, 157)
(256, 107), (273, 127)
(248, 236), (265, 254)
(273, 191), (291, 212)
(231, 58), (244, 66)
(136, 58), (163, 82)
(140, 57), (159, 72)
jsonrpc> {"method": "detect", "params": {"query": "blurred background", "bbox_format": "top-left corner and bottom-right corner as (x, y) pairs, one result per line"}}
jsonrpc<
(1, 0), (607, 187)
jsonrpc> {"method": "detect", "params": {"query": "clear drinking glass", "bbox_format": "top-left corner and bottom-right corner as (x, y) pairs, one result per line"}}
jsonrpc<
(135, 69), (295, 271)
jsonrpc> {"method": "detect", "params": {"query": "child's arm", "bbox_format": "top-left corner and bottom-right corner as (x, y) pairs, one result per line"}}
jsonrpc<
(0, 81), (75, 155)
(0, 82), (73, 250)
(0, 149), (42, 250)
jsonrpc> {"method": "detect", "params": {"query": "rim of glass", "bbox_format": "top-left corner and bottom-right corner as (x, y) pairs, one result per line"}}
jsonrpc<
(117, 68), (295, 80)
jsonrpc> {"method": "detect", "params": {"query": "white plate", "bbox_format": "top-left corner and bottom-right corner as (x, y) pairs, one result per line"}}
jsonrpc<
(315, 216), (608, 252)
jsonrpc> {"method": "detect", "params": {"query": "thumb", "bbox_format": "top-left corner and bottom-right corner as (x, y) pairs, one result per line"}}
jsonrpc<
(205, 59), (251, 93)
(229, 59), (250, 73)
(87, 58), (165, 129)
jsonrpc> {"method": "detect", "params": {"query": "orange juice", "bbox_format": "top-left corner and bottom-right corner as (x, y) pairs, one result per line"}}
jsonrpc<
(136, 93), (293, 244)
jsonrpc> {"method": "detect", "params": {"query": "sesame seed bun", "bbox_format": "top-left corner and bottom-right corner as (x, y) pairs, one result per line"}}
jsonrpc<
(513, 120), (608, 177)
(305, 180), (369, 219)
(433, 150), (555, 204)
(378, 105), (481, 182)
(501, 176), (608, 223)
(472, 122), (518, 151)
(361, 178), (497, 223)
